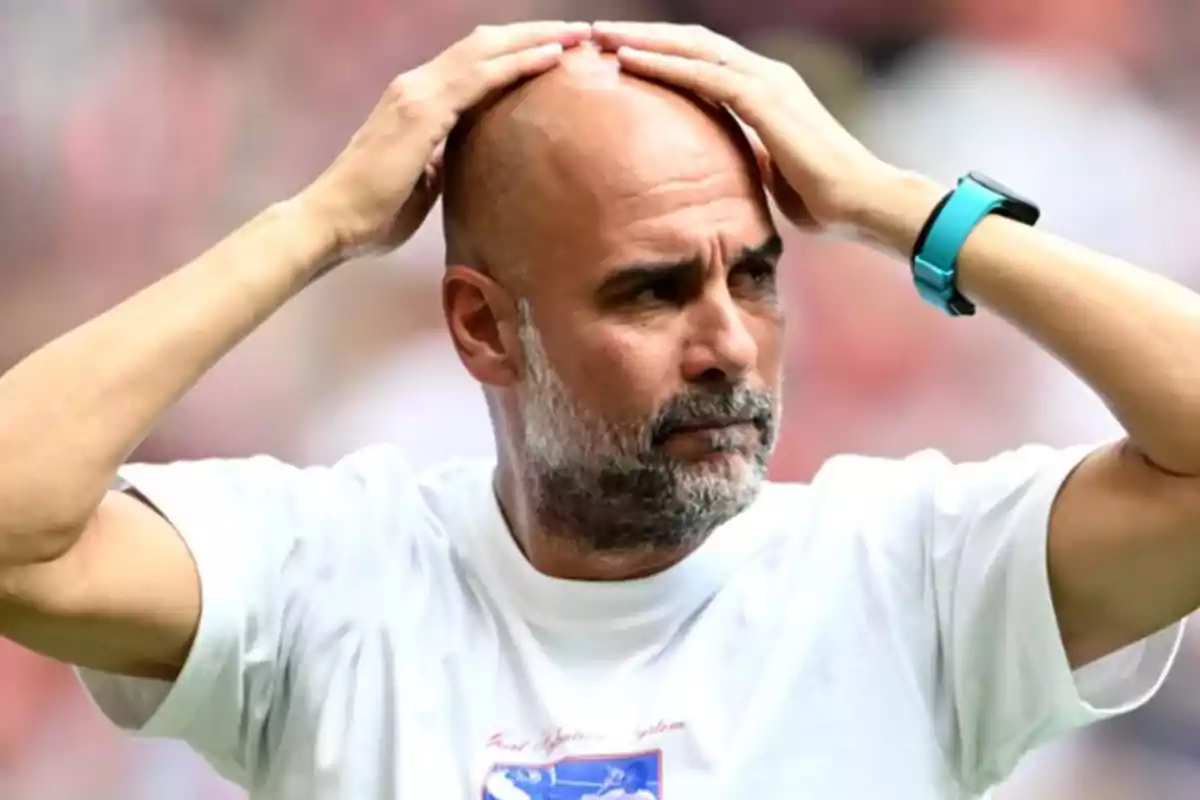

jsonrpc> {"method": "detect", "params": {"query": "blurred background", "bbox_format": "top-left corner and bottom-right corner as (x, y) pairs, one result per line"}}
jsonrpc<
(3, 0), (1200, 796)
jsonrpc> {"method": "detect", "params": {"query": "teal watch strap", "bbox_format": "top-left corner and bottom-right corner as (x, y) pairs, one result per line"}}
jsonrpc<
(911, 176), (1007, 316)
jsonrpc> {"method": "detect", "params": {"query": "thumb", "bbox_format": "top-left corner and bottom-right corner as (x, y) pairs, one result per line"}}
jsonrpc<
(386, 151), (445, 247)
(736, 120), (813, 228)
(735, 120), (774, 188)
(420, 153), (445, 200)
(427, 139), (446, 181)
(403, 163), (443, 219)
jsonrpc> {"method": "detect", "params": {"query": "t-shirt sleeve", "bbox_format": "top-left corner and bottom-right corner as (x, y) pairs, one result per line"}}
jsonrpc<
(929, 443), (1184, 792)
(76, 448), (399, 786)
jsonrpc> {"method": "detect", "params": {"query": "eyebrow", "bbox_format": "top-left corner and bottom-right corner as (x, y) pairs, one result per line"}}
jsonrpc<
(595, 234), (784, 300)
(747, 234), (784, 265)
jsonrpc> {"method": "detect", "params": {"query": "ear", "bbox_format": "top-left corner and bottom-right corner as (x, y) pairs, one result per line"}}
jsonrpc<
(443, 265), (521, 388)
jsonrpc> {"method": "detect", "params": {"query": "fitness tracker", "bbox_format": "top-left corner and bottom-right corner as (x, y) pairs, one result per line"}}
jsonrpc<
(910, 172), (1040, 316)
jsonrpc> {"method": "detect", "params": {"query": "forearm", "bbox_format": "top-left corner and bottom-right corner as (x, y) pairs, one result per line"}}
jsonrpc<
(852, 170), (1200, 476)
(0, 198), (339, 564)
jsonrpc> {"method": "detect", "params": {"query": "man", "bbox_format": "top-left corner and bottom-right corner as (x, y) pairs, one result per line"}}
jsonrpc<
(0, 19), (1196, 799)
(584, 762), (656, 799)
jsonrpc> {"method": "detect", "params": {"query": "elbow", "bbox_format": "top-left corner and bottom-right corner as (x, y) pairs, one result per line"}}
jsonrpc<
(0, 485), (94, 568)
(1107, 372), (1200, 477)
(1123, 440), (1200, 480)
(0, 465), (106, 569)
(1153, 380), (1200, 475)
(1129, 447), (1199, 480)
(1115, 383), (1200, 475)
(0, 521), (85, 569)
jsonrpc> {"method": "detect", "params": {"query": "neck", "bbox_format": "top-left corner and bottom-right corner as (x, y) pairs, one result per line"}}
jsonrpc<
(492, 460), (701, 582)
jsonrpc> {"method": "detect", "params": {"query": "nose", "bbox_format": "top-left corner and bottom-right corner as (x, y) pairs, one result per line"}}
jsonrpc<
(681, 289), (758, 385)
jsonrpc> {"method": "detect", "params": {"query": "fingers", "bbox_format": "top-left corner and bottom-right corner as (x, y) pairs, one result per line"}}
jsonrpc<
(421, 41), (567, 115)
(389, 152), (445, 246)
(737, 122), (778, 189)
(593, 21), (761, 76)
(435, 21), (591, 111)
(427, 140), (446, 175)
(419, 144), (446, 199)
(735, 118), (770, 164)
(477, 42), (567, 95)
(614, 47), (748, 107)
(411, 163), (444, 211)
(727, 115), (814, 225)
(454, 21), (591, 61)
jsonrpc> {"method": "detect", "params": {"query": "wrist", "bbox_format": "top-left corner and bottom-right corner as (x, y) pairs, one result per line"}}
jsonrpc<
(271, 193), (349, 277)
(837, 167), (946, 259)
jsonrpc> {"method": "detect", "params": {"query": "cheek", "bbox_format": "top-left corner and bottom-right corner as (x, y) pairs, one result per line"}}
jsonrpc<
(751, 313), (786, 387)
(562, 331), (677, 420)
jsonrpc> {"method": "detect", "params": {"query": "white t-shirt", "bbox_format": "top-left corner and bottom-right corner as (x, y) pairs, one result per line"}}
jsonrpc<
(79, 444), (1182, 799)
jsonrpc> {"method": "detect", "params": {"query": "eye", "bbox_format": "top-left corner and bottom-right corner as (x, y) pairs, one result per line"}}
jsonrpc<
(628, 275), (689, 306)
(730, 259), (777, 295)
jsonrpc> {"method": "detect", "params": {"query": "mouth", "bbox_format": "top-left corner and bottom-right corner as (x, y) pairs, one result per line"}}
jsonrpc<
(667, 417), (758, 436)
(655, 419), (763, 457)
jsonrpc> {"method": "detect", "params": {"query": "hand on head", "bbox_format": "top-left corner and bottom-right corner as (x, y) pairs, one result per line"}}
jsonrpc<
(296, 21), (590, 262)
(294, 21), (896, 268)
(590, 22), (892, 231)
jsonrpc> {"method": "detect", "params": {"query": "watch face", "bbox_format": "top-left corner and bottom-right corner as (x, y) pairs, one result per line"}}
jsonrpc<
(966, 171), (1028, 205)
(966, 171), (1040, 225)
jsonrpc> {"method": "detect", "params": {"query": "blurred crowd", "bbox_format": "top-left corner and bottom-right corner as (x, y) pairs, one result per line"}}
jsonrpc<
(4, 0), (1200, 796)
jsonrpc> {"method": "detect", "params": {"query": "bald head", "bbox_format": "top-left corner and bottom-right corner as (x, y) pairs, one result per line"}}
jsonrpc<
(442, 46), (764, 284)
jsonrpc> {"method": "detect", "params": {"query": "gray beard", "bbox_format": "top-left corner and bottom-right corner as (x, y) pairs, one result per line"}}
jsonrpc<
(515, 301), (779, 555)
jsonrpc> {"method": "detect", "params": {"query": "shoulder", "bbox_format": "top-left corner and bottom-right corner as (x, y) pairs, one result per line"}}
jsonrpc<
(812, 448), (955, 489)
(760, 449), (955, 533)
(755, 444), (1081, 559)
(118, 445), (494, 574)
(268, 451), (495, 636)
(781, 444), (1081, 519)
(209, 445), (493, 529)
(301, 447), (495, 557)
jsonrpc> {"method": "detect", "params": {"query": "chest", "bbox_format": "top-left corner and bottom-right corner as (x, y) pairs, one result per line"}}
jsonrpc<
(259, 574), (956, 799)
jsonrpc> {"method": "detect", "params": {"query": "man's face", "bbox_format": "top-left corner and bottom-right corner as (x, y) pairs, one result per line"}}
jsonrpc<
(621, 764), (648, 791)
(505, 78), (784, 554)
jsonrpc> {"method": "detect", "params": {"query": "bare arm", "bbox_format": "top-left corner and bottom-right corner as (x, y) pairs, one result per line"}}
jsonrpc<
(853, 173), (1200, 666)
(0, 202), (336, 568)
(0, 22), (589, 678)
(0, 202), (335, 678)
